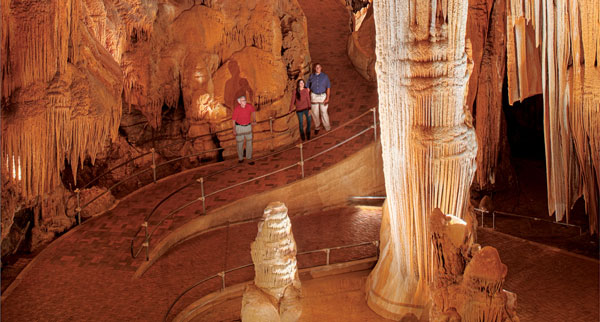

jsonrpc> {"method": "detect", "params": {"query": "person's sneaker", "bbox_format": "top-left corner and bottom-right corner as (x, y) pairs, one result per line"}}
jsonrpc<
(248, 161), (255, 165)
(314, 129), (320, 135)
(238, 159), (243, 163)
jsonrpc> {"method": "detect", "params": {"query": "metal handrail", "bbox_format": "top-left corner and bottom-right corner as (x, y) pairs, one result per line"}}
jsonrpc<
(305, 126), (373, 162)
(129, 132), (310, 258)
(473, 207), (583, 234)
(130, 108), (377, 260)
(69, 109), (299, 218)
(164, 240), (379, 321)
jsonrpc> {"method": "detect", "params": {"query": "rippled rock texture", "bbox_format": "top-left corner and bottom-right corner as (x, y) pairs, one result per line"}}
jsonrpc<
(241, 202), (302, 322)
(1, 0), (310, 254)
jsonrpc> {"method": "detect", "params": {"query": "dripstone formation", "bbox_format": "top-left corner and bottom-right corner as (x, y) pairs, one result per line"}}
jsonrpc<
(366, 0), (478, 319)
(241, 202), (302, 322)
(1, 0), (311, 255)
(429, 208), (519, 321)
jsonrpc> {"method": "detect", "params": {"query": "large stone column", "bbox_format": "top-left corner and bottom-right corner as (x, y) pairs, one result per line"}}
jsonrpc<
(366, 0), (477, 319)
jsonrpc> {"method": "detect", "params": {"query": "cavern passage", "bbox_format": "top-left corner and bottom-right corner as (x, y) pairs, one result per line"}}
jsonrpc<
(1, 0), (599, 321)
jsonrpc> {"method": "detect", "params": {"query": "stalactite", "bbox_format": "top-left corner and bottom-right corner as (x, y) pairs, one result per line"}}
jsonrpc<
(366, 0), (477, 319)
(2, 0), (123, 199)
(507, 0), (600, 232)
(474, 0), (507, 190)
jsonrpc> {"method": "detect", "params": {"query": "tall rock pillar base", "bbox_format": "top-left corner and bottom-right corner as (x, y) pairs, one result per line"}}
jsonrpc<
(365, 201), (429, 320)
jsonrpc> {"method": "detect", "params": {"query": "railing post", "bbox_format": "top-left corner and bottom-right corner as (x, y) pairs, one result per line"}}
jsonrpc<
(325, 248), (330, 266)
(481, 210), (484, 227)
(197, 177), (206, 214)
(492, 211), (496, 229)
(218, 271), (225, 290)
(299, 143), (305, 178)
(75, 188), (81, 225)
(151, 148), (157, 183)
(269, 117), (274, 151)
(372, 107), (377, 141)
(142, 221), (149, 261)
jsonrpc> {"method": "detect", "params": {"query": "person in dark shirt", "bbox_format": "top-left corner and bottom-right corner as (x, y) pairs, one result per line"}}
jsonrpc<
(307, 63), (331, 135)
(289, 79), (312, 141)
(232, 96), (256, 165)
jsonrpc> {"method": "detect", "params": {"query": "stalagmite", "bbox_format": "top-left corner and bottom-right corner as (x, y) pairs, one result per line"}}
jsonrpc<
(429, 208), (518, 321)
(241, 202), (302, 322)
(366, 0), (477, 319)
(507, 0), (600, 232)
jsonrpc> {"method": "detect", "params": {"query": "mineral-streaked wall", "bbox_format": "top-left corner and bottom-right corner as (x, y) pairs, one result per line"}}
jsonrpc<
(507, 0), (600, 232)
(1, 0), (310, 254)
(366, 0), (477, 319)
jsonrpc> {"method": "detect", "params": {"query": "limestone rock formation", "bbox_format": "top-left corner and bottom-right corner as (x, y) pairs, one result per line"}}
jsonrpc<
(1, 0), (311, 254)
(241, 202), (302, 322)
(366, 0), (477, 319)
(467, 0), (514, 191)
(429, 208), (519, 321)
(345, 1), (376, 81)
(344, 0), (513, 191)
(121, 0), (311, 157)
(506, 0), (600, 233)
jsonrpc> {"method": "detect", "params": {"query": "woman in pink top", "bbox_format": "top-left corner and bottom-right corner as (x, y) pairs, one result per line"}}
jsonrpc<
(289, 79), (312, 141)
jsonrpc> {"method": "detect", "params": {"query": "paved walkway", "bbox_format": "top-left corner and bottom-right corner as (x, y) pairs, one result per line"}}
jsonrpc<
(2, 0), (379, 320)
(2, 1), (598, 321)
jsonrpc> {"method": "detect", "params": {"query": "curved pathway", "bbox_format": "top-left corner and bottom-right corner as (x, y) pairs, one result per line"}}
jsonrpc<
(2, 1), (598, 322)
(1, 0), (378, 320)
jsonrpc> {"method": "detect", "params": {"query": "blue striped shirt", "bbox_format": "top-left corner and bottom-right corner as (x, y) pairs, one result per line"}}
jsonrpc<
(307, 73), (331, 94)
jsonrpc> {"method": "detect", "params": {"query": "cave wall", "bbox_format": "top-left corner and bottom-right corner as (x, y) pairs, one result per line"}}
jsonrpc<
(1, 0), (311, 254)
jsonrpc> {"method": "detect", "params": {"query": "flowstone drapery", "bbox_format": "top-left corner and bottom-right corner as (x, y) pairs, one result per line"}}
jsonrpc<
(241, 202), (302, 322)
(507, 0), (600, 232)
(366, 0), (477, 319)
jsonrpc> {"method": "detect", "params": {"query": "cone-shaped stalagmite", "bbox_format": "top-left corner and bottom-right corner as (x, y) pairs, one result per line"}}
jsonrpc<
(366, 0), (477, 319)
(241, 202), (301, 322)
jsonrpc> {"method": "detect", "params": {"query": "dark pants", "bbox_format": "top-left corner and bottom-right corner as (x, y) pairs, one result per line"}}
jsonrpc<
(297, 110), (311, 140)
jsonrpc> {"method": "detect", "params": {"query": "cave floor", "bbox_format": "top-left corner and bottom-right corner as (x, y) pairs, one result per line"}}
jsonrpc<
(1, 0), (599, 321)
(1, 205), (598, 321)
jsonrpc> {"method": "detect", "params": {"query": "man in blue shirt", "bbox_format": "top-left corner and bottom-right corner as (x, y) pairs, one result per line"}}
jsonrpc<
(307, 63), (331, 134)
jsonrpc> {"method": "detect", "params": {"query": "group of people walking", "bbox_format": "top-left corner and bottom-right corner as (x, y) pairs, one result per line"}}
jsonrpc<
(232, 63), (332, 164)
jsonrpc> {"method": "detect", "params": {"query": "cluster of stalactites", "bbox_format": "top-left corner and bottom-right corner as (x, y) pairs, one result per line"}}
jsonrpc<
(507, 0), (600, 233)
(1, 0), (75, 100)
(429, 208), (519, 321)
(1, 0), (127, 199)
(2, 102), (121, 199)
